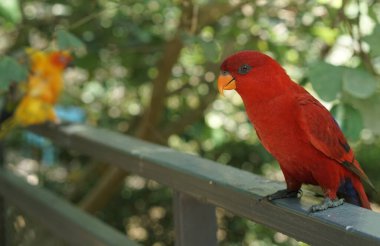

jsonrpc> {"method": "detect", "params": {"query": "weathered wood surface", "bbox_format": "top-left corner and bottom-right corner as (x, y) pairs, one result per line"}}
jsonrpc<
(173, 191), (217, 246)
(31, 124), (380, 246)
(0, 170), (139, 246)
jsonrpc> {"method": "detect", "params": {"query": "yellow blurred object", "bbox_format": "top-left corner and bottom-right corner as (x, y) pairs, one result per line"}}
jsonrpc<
(14, 96), (59, 126)
(27, 49), (72, 104)
(0, 48), (72, 138)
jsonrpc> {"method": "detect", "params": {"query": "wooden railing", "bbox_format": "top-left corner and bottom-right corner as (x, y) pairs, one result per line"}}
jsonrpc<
(1, 123), (380, 246)
(0, 170), (139, 246)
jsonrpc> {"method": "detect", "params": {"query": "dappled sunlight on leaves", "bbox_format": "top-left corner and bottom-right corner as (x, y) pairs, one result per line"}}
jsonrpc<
(1, 0), (380, 245)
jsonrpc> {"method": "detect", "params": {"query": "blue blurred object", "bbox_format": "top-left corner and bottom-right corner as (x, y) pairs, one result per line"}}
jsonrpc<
(24, 106), (86, 165)
(55, 105), (86, 123)
(23, 133), (56, 165)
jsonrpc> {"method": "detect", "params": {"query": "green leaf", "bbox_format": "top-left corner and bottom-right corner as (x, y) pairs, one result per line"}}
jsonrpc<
(364, 25), (380, 57)
(200, 40), (221, 63)
(349, 93), (380, 135)
(342, 68), (377, 99)
(308, 61), (344, 102)
(0, 56), (28, 90)
(0, 0), (22, 24)
(331, 103), (363, 141)
(56, 30), (86, 50)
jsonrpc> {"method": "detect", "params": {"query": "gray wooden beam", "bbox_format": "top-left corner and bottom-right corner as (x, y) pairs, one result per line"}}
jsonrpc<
(173, 191), (217, 246)
(0, 170), (139, 246)
(30, 124), (380, 246)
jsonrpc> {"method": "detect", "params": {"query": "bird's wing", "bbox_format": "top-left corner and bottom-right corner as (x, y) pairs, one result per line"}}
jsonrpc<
(296, 94), (374, 190)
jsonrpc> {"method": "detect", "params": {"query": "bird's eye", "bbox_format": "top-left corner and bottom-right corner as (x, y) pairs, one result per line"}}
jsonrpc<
(238, 64), (252, 75)
(221, 70), (229, 76)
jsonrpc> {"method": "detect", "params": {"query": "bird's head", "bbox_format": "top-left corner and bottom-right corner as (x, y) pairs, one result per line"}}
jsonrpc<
(217, 50), (290, 101)
(50, 50), (73, 69)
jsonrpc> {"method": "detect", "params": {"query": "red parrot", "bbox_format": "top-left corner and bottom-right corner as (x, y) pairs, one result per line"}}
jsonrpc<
(217, 50), (374, 212)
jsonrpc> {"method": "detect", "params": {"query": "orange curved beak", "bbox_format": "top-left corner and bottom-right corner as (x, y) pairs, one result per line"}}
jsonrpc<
(217, 73), (236, 96)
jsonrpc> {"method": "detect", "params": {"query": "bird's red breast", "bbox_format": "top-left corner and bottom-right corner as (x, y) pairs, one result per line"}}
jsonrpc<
(217, 50), (373, 209)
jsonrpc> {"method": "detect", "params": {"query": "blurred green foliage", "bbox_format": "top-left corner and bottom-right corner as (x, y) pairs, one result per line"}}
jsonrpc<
(0, 56), (28, 90)
(0, 0), (22, 24)
(1, 0), (380, 245)
(56, 29), (86, 50)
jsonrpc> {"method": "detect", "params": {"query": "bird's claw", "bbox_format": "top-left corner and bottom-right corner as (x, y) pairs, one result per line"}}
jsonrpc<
(260, 189), (302, 201)
(308, 198), (344, 213)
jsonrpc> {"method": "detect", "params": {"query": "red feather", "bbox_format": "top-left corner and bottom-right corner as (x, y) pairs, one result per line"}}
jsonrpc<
(297, 93), (374, 188)
(218, 50), (374, 209)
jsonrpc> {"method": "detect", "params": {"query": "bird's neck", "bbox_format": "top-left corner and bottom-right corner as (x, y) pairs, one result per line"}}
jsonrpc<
(237, 74), (296, 106)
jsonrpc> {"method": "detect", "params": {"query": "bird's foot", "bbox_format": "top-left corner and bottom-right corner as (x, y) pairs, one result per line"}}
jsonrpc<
(261, 189), (302, 201)
(309, 198), (344, 213)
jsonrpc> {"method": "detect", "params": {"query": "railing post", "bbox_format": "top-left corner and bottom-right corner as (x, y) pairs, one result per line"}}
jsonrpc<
(173, 191), (217, 246)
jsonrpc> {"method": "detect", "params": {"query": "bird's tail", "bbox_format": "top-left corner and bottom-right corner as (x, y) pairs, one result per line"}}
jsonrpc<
(337, 177), (371, 210)
(354, 180), (372, 209)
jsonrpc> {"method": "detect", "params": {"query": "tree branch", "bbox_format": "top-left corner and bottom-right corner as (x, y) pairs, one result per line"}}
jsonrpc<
(136, 0), (196, 140)
(79, 0), (197, 212)
(78, 1), (245, 213)
(78, 166), (127, 213)
(319, 0), (347, 58)
(353, 0), (378, 76)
